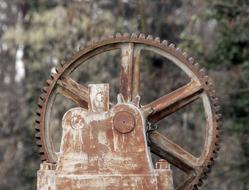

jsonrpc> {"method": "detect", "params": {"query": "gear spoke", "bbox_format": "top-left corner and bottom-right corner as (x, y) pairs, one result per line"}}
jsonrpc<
(143, 80), (203, 123)
(120, 43), (141, 102)
(57, 76), (89, 108)
(149, 130), (198, 173)
(132, 47), (142, 100)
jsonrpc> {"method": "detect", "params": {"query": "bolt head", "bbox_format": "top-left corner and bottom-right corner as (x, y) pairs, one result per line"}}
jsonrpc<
(113, 111), (135, 134)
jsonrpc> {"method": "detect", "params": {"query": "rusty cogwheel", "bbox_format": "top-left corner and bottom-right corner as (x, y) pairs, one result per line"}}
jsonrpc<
(34, 33), (222, 190)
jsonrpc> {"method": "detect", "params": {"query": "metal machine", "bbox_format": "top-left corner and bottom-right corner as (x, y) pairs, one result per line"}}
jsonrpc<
(35, 33), (221, 190)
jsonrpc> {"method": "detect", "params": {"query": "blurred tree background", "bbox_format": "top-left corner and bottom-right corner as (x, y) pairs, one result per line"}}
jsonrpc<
(0, 0), (248, 189)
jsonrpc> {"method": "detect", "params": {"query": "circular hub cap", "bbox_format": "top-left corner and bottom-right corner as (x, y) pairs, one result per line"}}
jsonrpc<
(113, 111), (136, 134)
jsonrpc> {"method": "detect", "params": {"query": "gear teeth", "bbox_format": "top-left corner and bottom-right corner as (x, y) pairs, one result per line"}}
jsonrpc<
(209, 78), (215, 87)
(197, 179), (203, 186)
(162, 40), (168, 46)
(207, 163), (213, 170)
(155, 37), (160, 43)
(46, 79), (53, 86)
(218, 131), (223, 139)
(215, 113), (222, 121)
(34, 119), (40, 126)
(183, 52), (188, 58)
(38, 96), (44, 102)
(217, 120), (222, 126)
(35, 132), (41, 139)
(131, 33), (138, 38)
(215, 145), (220, 151)
(210, 157), (214, 162)
(139, 33), (145, 39)
(169, 43), (175, 48)
(42, 86), (49, 93)
(39, 94), (45, 101)
(176, 47), (181, 53)
(38, 147), (44, 153)
(40, 155), (46, 161)
(188, 57), (195, 64)
(55, 68), (59, 73)
(36, 107), (42, 115)
(199, 68), (206, 76)
(115, 33), (122, 38)
(201, 173), (208, 180)
(56, 64), (64, 73)
(193, 185), (198, 190)
(123, 33), (130, 38)
(37, 99), (43, 108)
(215, 105), (221, 112)
(211, 90), (216, 98)
(203, 76), (211, 87)
(212, 97), (219, 105)
(35, 117), (40, 124)
(50, 73), (57, 80)
(79, 44), (85, 50)
(216, 134), (219, 139)
(146, 35), (153, 40)
(38, 94), (45, 102)
(194, 63), (200, 69)
(34, 124), (40, 131)
(204, 75), (209, 81)
(36, 140), (42, 146)
(213, 150), (218, 158)
(215, 131), (222, 140)
(205, 165), (212, 174)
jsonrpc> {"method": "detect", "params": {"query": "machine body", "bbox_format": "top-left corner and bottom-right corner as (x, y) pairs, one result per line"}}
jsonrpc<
(37, 84), (174, 190)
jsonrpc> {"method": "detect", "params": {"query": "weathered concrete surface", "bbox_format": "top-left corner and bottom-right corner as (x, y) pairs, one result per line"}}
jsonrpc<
(38, 162), (173, 190)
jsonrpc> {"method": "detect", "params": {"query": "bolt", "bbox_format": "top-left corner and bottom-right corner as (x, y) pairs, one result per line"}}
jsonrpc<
(113, 111), (135, 134)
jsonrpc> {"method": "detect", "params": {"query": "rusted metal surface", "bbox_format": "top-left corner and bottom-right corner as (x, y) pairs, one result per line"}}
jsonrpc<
(35, 33), (222, 189)
(38, 84), (173, 189)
